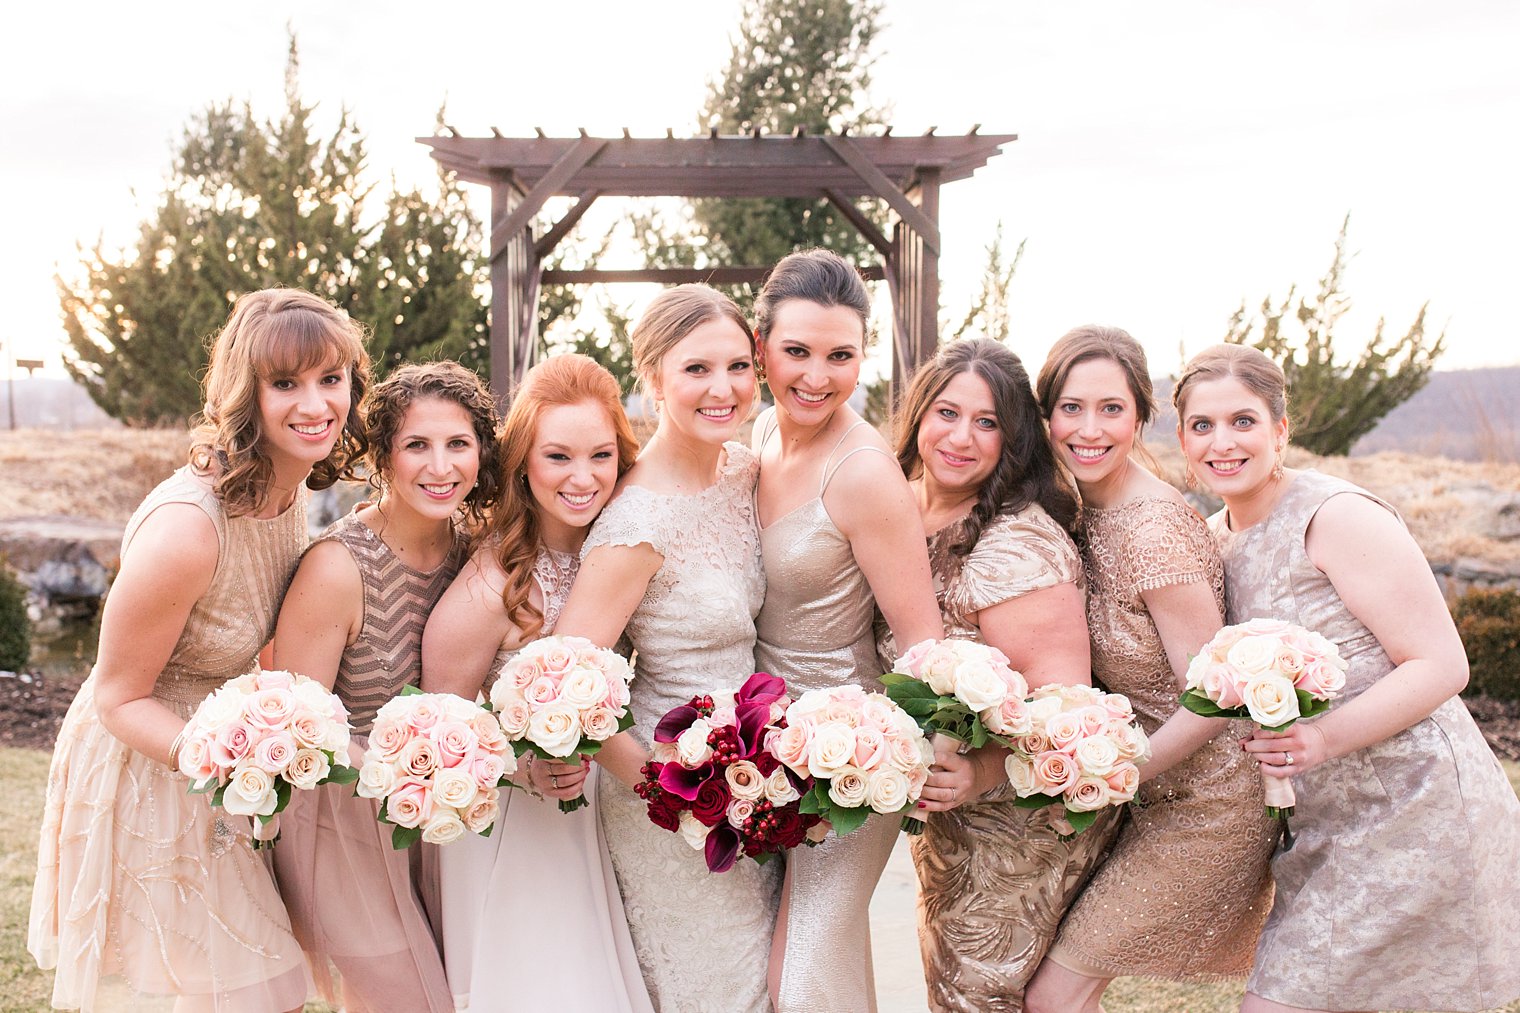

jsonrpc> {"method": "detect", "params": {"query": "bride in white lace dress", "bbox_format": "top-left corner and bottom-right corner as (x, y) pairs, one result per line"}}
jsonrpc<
(422, 354), (652, 1013)
(554, 285), (781, 1012)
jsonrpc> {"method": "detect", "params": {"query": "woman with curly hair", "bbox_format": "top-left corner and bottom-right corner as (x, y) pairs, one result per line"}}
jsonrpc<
(422, 352), (651, 1013)
(28, 287), (369, 1012)
(271, 359), (498, 1013)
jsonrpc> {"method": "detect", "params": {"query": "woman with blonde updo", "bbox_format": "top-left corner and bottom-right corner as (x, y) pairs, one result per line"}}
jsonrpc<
(1175, 343), (1520, 1013)
(272, 360), (497, 1013)
(423, 352), (651, 1013)
(29, 288), (369, 1012)
(543, 284), (780, 1011)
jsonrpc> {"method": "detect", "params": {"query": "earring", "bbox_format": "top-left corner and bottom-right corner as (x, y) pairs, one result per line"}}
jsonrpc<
(756, 362), (768, 384)
(1272, 454), (1285, 482)
(1184, 468), (1197, 490)
(519, 473), (530, 487)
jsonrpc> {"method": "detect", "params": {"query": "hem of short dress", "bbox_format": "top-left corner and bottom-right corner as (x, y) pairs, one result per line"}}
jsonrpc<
(1245, 980), (1520, 1013)
(1047, 943), (1250, 986)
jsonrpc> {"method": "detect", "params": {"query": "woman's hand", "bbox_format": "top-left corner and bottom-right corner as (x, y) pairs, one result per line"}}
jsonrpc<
(918, 736), (1008, 812)
(526, 754), (591, 800)
(1244, 721), (1330, 778)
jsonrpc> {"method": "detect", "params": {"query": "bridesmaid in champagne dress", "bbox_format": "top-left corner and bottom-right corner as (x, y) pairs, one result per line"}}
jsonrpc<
(271, 362), (493, 1012)
(422, 353), (652, 1013)
(750, 251), (944, 1013)
(28, 289), (369, 1011)
(1025, 327), (1274, 1012)
(555, 286), (780, 1012)
(875, 338), (1120, 1013)
(1176, 343), (1520, 1013)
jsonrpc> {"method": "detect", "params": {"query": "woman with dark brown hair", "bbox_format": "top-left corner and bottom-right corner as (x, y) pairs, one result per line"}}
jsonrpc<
(29, 287), (369, 1012)
(877, 337), (1119, 1012)
(1023, 326), (1274, 1012)
(422, 352), (651, 1013)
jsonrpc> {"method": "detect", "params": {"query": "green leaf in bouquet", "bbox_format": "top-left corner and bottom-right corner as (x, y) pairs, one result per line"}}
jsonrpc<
(826, 801), (871, 837)
(391, 825), (422, 850)
(880, 672), (938, 699)
(273, 778), (292, 812)
(576, 740), (604, 759)
(187, 776), (219, 795)
(1179, 690), (1237, 719)
(399, 685), (425, 697)
(617, 710), (636, 734)
(1064, 809), (1099, 835)
(1011, 791), (1064, 810)
(324, 760), (360, 785)
(378, 797), (392, 824)
(751, 851), (775, 866)
(798, 785), (826, 815)
(1296, 690), (1332, 721)
(211, 783), (228, 807)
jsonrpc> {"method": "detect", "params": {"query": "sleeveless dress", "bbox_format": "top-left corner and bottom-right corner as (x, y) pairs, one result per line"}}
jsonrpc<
(270, 510), (464, 1012)
(753, 412), (902, 1013)
(877, 505), (1121, 1013)
(436, 545), (653, 1013)
(1213, 469), (1520, 1011)
(581, 442), (780, 1013)
(28, 466), (310, 1012)
(1047, 496), (1275, 981)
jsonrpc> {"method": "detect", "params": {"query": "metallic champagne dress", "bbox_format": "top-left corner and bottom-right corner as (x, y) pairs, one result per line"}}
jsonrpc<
(1214, 470), (1520, 1011)
(583, 442), (780, 1013)
(271, 510), (465, 1013)
(878, 505), (1121, 1013)
(29, 467), (310, 1011)
(754, 415), (900, 1013)
(1047, 495), (1275, 981)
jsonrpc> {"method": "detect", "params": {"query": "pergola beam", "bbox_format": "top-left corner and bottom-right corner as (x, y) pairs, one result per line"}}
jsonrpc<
(534, 189), (600, 260)
(824, 189), (892, 257)
(821, 136), (940, 254)
(541, 265), (886, 286)
(488, 136), (606, 259)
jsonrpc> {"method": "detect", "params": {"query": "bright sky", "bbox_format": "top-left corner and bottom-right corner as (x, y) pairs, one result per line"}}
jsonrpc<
(3, 0), (1516, 382)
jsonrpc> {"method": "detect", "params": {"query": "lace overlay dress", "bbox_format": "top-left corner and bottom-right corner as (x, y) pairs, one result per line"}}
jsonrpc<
(1047, 496), (1275, 981)
(437, 546), (653, 1013)
(582, 443), (779, 1013)
(753, 413), (900, 1013)
(878, 505), (1121, 1013)
(28, 467), (310, 1012)
(1214, 470), (1520, 1011)
(271, 511), (465, 1013)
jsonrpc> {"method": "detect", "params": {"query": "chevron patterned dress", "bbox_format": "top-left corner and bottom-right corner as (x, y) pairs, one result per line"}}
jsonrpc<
(271, 510), (467, 1013)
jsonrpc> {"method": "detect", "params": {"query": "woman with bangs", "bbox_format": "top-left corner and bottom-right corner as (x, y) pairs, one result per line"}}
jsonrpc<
(422, 353), (652, 1013)
(1023, 326), (1274, 1012)
(28, 287), (369, 1012)
(875, 337), (1119, 1012)
(271, 360), (498, 1013)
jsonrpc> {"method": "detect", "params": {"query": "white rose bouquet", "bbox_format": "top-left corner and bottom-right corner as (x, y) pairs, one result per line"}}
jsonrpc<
(358, 687), (518, 849)
(1180, 618), (1347, 820)
(1003, 683), (1151, 836)
(489, 635), (635, 813)
(883, 638), (1033, 747)
(768, 684), (934, 836)
(177, 669), (358, 848)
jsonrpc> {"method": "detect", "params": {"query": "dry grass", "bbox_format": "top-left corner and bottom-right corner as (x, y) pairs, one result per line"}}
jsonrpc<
(0, 429), (186, 523)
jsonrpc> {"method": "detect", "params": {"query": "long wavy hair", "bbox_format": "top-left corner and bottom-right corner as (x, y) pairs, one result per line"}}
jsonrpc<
(363, 360), (502, 533)
(188, 288), (370, 517)
(893, 338), (1079, 550)
(489, 354), (639, 639)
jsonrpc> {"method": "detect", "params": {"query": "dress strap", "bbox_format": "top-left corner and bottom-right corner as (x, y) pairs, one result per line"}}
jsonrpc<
(757, 408), (781, 453)
(819, 420), (892, 497)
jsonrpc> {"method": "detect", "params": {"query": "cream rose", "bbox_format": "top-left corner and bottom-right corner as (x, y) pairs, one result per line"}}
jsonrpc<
(1073, 736), (1120, 777)
(1067, 775), (1114, 812)
(763, 767), (801, 805)
(194, 688), (244, 732)
(676, 720), (714, 766)
(285, 748), (331, 790)
(433, 768), (479, 811)
(421, 811), (467, 845)
(865, 767), (912, 813)
(462, 789), (500, 834)
(1242, 673), (1300, 728)
(725, 760), (765, 801)
(222, 765), (278, 817)
(177, 736), (219, 783)
(827, 768), (870, 809)
(952, 661), (1006, 713)
(527, 702), (582, 757)
(807, 722), (859, 778)
(251, 731), (297, 775)
(559, 667), (610, 710)
(356, 758), (398, 799)
(1045, 712), (1085, 751)
(1226, 635), (1281, 676)
(678, 811), (710, 851)
(580, 707), (621, 742)
(1005, 752), (1038, 795)
(494, 692), (532, 738)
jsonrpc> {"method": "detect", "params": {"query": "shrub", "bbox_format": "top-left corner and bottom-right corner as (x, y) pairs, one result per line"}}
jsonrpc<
(1452, 587), (1520, 702)
(0, 557), (30, 671)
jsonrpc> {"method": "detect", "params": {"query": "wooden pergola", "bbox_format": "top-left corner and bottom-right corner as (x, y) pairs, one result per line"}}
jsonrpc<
(420, 128), (1016, 398)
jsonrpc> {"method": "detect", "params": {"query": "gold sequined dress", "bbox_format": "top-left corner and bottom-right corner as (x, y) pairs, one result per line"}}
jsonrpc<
(1046, 495), (1275, 981)
(271, 510), (465, 1013)
(28, 467), (310, 1011)
(877, 504), (1121, 1013)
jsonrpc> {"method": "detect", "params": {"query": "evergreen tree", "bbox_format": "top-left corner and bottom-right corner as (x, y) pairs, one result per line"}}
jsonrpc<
(1225, 215), (1445, 456)
(61, 37), (486, 424)
(0, 558), (30, 672)
(947, 224), (1024, 344)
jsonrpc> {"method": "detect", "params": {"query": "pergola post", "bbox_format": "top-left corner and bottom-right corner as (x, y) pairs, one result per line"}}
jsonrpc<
(487, 180), (541, 409)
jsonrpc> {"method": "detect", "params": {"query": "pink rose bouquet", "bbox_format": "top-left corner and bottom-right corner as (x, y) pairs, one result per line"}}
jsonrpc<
(178, 669), (358, 849)
(1180, 618), (1347, 819)
(1003, 684), (1150, 836)
(489, 635), (635, 813)
(883, 638), (1032, 747)
(636, 673), (827, 872)
(358, 688), (518, 849)
(769, 683), (935, 836)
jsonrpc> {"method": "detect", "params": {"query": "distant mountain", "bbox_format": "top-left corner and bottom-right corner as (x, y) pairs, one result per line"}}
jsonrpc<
(0, 377), (119, 429)
(1153, 366), (1520, 463)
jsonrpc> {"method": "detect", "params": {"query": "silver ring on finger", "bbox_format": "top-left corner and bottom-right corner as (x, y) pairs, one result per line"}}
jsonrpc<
(1284, 751), (1294, 766)
(551, 774), (560, 789)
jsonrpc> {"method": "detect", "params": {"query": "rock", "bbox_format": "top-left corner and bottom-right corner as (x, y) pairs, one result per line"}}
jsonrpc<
(1492, 493), (1520, 542)
(0, 516), (122, 603)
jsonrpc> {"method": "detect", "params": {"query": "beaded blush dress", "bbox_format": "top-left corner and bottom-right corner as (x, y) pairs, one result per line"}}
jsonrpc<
(28, 467), (310, 1012)
(271, 510), (465, 1013)
(436, 545), (653, 1013)
(1214, 470), (1520, 1012)
(877, 504), (1122, 1013)
(1045, 495), (1275, 981)
(753, 413), (902, 1013)
(581, 442), (779, 1013)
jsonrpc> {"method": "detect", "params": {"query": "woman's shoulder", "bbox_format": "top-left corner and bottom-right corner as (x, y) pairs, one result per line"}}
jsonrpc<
(961, 503), (1080, 586)
(981, 501), (1076, 552)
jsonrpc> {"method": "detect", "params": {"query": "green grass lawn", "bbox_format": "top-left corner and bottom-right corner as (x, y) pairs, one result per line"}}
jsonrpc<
(2, 747), (1517, 1013)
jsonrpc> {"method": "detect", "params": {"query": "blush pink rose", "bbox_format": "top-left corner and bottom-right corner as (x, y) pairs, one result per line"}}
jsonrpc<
(385, 777), (434, 829)
(1045, 712), (1085, 752)
(254, 670), (295, 692)
(435, 721), (478, 769)
(1033, 751), (1080, 795)
(403, 697), (444, 735)
(770, 723), (813, 771)
(177, 735), (219, 782)
(210, 723), (253, 769)
(524, 676), (562, 707)
(1105, 762), (1140, 802)
(852, 727), (889, 772)
(251, 731), (297, 774)
(369, 719), (411, 761)
(400, 736), (440, 778)
(244, 688), (296, 732)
